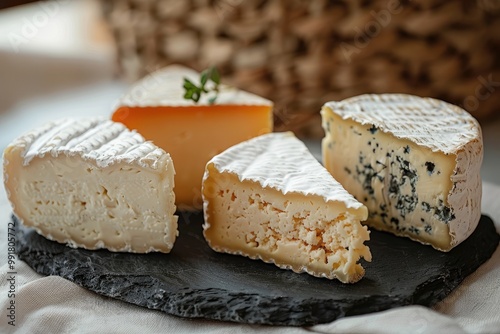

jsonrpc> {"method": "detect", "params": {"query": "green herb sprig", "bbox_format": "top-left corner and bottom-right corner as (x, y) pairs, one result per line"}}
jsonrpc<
(183, 66), (220, 104)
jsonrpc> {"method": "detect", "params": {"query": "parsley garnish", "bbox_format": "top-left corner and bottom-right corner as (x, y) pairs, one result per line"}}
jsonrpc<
(183, 66), (220, 104)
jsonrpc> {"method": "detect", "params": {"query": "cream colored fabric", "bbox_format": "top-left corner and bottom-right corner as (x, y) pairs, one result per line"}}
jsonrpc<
(1, 173), (499, 333)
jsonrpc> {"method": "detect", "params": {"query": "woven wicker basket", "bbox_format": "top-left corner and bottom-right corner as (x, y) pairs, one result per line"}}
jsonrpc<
(100, 0), (500, 137)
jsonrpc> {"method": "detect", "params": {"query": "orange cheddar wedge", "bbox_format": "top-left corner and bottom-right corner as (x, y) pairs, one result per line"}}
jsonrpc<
(112, 65), (273, 210)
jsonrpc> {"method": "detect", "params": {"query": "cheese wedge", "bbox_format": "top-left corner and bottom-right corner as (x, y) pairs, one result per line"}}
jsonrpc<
(3, 118), (178, 253)
(112, 65), (273, 210)
(321, 94), (483, 251)
(202, 132), (371, 283)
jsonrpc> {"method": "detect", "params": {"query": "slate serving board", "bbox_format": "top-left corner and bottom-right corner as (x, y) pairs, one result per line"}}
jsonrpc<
(15, 213), (499, 326)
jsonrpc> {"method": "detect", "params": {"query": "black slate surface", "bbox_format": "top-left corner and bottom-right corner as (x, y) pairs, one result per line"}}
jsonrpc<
(15, 213), (499, 326)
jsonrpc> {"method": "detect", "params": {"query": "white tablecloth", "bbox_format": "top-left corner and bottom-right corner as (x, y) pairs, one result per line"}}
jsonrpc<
(1, 165), (499, 334)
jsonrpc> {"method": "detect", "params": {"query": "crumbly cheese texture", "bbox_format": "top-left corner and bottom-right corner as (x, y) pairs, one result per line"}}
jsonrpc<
(202, 132), (371, 284)
(112, 65), (273, 210)
(3, 118), (178, 253)
(321, 94), (483, 251)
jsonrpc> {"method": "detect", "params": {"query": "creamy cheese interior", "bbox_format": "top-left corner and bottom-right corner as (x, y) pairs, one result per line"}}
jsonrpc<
(4, 150), (177, 253)
(203, 165), (371, 284)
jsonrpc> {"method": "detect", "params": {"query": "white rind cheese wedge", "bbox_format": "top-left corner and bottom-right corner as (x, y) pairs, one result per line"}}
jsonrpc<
(202, 132), (371, 284)
(321, 94), (483, 252)
(3, 118), (178, 253)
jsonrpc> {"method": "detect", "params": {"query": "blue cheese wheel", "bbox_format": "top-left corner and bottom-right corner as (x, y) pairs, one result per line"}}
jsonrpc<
(321, 94), (483, 251)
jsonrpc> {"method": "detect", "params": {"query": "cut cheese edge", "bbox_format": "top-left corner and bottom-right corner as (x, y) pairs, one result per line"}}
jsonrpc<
(112, 65), (273, 210)
(3, 118), (178, 253)
(321, 94), (483, 251)
(202, 132), (371, 283)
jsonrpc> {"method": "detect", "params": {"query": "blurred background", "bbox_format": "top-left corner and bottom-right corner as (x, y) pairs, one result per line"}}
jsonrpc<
(0, 0), (499, 184)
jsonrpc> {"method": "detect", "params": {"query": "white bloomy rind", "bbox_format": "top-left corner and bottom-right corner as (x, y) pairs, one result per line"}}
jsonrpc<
(3, 118), (178, 253)
(18, 118), (167, 169)
(118, 64), (273, 108)
(323, 94), (480, 154)
(322, 94), (483, 251)
(202, 132), (371, 283)
(207, 132), (366, 210)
